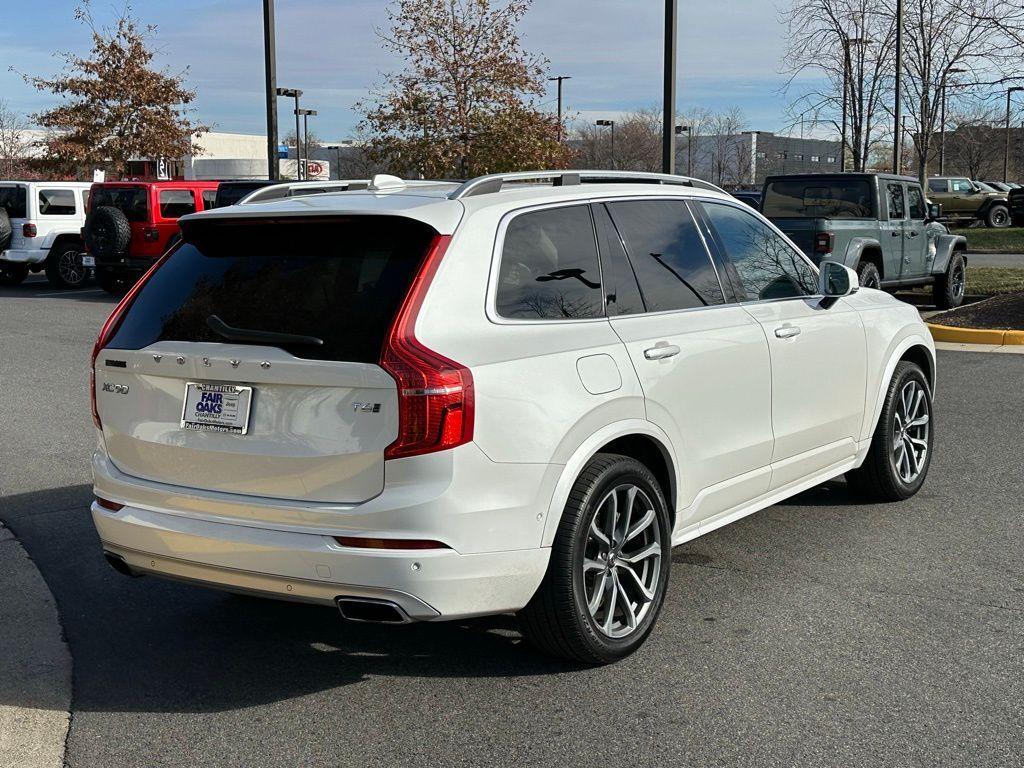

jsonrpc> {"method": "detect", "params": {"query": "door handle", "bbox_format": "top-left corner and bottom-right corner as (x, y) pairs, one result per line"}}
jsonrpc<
(774, 325), (802, 339)
(644, 343), (680, 360)
(891, 230), (901, 237)
(907, 231), (919, 238)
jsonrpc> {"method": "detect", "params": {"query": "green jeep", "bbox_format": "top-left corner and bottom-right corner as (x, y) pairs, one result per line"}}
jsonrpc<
(927, 176), (1010, 228)
(761, 173), (968, 309)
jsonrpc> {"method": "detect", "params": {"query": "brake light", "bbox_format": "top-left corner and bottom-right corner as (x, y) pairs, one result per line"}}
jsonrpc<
(333, 536), (450, 550)
(90, 253), (171, 429)
(95, 496), (124, 512)
(814, 232), (834, 255)
(23, 223), (36, 238)
(380, 234), (474, 459)
(143, 226), (159, 242)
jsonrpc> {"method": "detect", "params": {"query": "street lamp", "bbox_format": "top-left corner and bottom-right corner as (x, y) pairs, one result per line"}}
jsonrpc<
(939, 67), (967, 175)
(296, 108), (317, 180)
(597, 120), (616, 169)
(547, 75), (571, 141)
(1005, 86), (1023, 183)
(675, 125), (692, 176)
(840, 36), (871, 172)
(893, 0), (903, 173)
(263, 0), (279, 180)
(662, 0), (678, 174)
(275, 87), (303, 179)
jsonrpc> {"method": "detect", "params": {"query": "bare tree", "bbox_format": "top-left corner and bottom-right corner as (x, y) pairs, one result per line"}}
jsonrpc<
(573, 108), (663, 171)
(943, 103), (1003, 178)
(703, 108), (750, 187)
(0, 101), (32, 177)
(780, 0), (897, 173)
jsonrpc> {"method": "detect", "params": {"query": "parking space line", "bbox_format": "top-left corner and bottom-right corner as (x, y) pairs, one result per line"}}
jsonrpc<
(32, 288), (106, 298)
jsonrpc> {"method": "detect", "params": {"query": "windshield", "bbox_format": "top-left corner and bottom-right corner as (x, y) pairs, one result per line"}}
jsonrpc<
(762, 179), (874, 219)
(0, 185), (27, 218)
(91, 186), (149, 222)
(106, 216), (437, 363)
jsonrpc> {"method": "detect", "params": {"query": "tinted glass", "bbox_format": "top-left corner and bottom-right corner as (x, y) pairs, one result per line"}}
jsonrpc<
(606, 200), (723, 311)
(159, 189), (196, 218)
(0, 185), (27, 218)
(702, 202), (817, 301)
(887, 184), (906, 220)
(107, 217), (436, 363)
(91, 187), (148, 222)
(908, 186), (926, 219)
(214, 182), (273, 208)
(38, 189), (76, 215)
(928, 179), (947, 193)
(201, 189), (217, 209)
(496, 205), (603, 320)
(594, 204), (645, 316)
(761, 179), (873, 218)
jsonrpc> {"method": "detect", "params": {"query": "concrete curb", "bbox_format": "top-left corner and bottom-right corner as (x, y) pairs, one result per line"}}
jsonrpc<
(0, 523), (72, 768)
(927, 322), (1024, 346)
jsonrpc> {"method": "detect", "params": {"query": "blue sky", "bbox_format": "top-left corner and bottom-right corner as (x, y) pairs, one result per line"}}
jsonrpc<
(0, 0), (811, 140)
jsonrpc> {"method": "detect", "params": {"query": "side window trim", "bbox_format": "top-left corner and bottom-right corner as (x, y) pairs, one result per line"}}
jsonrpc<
(686, 200), (744, 304)
(591, 202), (644, 315)
(699, 199), (822, 304)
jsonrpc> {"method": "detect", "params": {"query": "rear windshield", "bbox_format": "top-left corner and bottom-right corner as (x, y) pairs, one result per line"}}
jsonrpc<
(91, 187), (149, 222)
(762, 179), (873, 219)
(0, 185), (27, 218)
(106, 217), (436, 363)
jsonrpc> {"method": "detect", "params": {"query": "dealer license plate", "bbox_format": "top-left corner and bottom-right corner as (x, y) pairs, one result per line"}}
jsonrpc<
(180, 382), (253, 435)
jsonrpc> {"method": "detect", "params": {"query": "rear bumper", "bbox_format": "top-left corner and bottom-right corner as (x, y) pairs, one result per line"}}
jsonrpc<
(1, 248), (47, 265)
(94, 255), (156, 275)
(93, 501), (550, 620)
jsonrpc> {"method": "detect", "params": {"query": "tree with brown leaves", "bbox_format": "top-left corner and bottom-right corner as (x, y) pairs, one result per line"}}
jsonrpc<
(24, 3), (207, 177)
(359, 0), (572, 178)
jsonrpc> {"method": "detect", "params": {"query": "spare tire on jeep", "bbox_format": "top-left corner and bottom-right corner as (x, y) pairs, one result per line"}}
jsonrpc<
(84, 206), (131, 260)
(0, 208), (12, 251)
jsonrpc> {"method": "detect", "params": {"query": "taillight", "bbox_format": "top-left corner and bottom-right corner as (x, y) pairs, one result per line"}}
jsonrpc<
(90, 253), (172, 429)
(95, 497), (124, 512)
(814, 232), (834, 255)
(380, 234), (474, 460)
(23, 223), (36, 238)
(333, 536), (450, 550)
(143, 226), (159, 242)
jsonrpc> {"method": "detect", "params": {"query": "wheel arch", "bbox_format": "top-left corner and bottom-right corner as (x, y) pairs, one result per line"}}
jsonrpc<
(844, 238), (884, 279)
(541, 421), (678, 548)
(931, 234), (967, 275)
(47, 232), (85, 258)
(864, 334), (936, 441)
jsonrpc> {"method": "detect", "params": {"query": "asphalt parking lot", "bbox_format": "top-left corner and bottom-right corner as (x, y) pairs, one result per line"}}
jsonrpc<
(2, 275), (1023, 768)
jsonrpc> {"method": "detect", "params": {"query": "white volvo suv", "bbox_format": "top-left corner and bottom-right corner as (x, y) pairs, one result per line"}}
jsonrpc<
(90, 171), (936, 663)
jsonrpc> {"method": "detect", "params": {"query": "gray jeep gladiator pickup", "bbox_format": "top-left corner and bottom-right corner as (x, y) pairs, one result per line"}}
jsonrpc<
(761, 173), (968, 309)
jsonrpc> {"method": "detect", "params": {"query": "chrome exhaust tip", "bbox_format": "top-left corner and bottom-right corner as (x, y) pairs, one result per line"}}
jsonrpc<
(336, 597), (412, 625)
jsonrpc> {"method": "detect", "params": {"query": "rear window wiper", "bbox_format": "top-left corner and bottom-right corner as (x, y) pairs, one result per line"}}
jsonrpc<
(206, 314), (324, 347)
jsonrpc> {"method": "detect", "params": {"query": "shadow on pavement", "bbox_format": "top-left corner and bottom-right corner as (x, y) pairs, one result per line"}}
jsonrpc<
(0, 279), (119, 305)
(0, 484), (578, 716)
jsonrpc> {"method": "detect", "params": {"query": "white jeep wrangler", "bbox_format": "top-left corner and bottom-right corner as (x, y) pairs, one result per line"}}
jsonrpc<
(0, 181), (93, 288)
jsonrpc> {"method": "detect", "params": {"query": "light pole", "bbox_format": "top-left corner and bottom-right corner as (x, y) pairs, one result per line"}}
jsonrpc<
(939, 67), (967, 175)
(548, 75), (571, 141)
(296, 108), (317, 179)
(840, 36), (870, 172)
(893, 0), (903, 173)
(597, 120), (616, 169)
(262, 0), (279, 180)
(901, 115), (910, 175)
(327, 144), (344, 180)
(675, 125), (692, 176)
(276, 87), (303, 179)
(1005, 86), (1023, 183)
(662, 0), (678, 174)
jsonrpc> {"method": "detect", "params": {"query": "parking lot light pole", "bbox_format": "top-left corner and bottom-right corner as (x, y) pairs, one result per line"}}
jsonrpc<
(262, 0), (279, 181)
(597, 120), (616, 169)
(1005, 87), (1023, 183)
(939, 68), (967, 176)
(548, 76), (571, 141)
(297, 108), (317, 179)
(662, 0), (678, 174)
(276, 87), (303, 179)
(676, 125), (691, 176)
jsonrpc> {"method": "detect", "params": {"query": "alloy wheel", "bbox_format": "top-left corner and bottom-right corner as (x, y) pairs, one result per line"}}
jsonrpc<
(58, 249), (86, 286)
(950, 261), (965, 300)
(582, 483), (663, 639)
(892, 380), (930, 484)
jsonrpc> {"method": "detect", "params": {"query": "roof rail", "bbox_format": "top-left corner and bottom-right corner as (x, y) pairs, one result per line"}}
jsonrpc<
(448, 170), (727, 200)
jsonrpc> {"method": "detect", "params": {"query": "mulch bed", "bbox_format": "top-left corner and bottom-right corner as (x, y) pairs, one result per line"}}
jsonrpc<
(930, 291), (1024, 330)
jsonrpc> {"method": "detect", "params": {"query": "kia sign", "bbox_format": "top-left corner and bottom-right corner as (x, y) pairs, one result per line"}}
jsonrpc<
(280, 159), (329, 181)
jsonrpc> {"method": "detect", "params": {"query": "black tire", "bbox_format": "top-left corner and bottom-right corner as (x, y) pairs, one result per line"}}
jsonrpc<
(985, 204), (1010, 228)
(44, 242), (89, 288)
(84, 205), (131, 260)
(857, 260), (882, 290)
(932, 251), (966, 309)
(0, 209), (11, 251)
(0, 262), (29, 286)
(518, 453), (672, 664)
(97, 270), (127, 296)
(846, 361), (933, 502)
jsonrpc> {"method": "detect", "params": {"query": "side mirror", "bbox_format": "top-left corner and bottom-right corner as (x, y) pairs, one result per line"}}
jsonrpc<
(927, 202), (942, 221)
(818, 261), (859, 298)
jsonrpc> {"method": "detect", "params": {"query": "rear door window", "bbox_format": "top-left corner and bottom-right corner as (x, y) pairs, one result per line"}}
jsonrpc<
(159, 189), (197, 218)
(38, 189), (77, 216)
(593, 204), (645, 316)
(928, 179), (948, 194)
(495, 205), (603, 320)
(908, 186), (926, 220)
(886, 183), (906, 220)
(201, 189), (217, 210)
(701, 202), (818, 302)
(605, 199), (724, 311)
(762, 179), (873, 218)
(91, 187), (149, 222)
(0, 186), (27, 218)
(106, 216), (438, 363)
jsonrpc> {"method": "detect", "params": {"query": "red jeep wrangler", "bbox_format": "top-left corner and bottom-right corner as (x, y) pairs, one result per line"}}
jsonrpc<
(84, 180), (220, 293)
